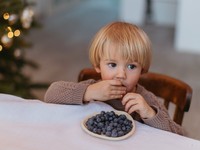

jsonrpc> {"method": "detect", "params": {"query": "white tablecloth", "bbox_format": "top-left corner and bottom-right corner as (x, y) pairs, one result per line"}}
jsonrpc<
(0, 93), (200, 150)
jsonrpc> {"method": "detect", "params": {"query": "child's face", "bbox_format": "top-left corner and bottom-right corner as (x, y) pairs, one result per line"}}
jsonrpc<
(95, 47), (142, 92)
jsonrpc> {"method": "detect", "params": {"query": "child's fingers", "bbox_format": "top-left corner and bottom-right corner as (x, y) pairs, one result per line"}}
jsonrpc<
(110, 90), (126, 95)
(124, 99), (138, 112)
(121, 93), (137, 105)
(110, 94), (124, 99)
(109, 86), (126, 99)
(110, 86), (126, 92)
(109, 91), (125, 99)
(127, 105), (139, 114)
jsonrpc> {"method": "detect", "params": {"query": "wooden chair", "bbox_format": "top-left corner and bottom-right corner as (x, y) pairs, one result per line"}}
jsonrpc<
(78, 68), (192, 125)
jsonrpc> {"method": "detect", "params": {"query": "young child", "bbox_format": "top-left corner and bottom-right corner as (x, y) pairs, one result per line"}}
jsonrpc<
(44, 21), (185, 135)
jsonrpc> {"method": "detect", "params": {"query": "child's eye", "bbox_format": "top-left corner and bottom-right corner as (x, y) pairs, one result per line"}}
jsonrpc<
(127, 64), (136, 70)
(108, 63), (117, 68)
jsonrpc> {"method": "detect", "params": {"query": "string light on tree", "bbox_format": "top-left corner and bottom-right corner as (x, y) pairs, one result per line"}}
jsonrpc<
(14, 30), (21, 37)
(3, 12), (9, 20)
(7, 31), (14, 38)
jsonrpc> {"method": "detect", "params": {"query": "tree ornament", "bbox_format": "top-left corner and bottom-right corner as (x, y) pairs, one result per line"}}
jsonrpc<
(14, 48), (23, 58)
(8, 14), (19, 25)
(1, 34), (13, 48)
(21, 7), (34, 29)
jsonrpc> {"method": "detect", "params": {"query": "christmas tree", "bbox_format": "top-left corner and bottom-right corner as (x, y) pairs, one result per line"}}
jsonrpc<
(0, 0), (49, 98)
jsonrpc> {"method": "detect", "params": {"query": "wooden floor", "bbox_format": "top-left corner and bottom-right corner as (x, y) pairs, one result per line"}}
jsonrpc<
(26, 0), (200, 140)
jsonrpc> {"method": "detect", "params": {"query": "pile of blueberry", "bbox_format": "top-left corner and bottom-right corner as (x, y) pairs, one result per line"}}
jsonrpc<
(85, 111), (133, 137)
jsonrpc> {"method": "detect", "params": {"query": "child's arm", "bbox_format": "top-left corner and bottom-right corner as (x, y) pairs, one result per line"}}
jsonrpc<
(44, 79), (126, 104)
(44, 79), (95, 104)
(122, 84), (185, 135)
(143, 99), (185, 135)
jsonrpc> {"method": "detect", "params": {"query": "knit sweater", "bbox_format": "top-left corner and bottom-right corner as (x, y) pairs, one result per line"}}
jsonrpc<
(44, 79), (185, 135)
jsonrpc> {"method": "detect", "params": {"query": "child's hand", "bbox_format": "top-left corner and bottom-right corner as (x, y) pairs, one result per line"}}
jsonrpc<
(84, 80), (126, 102)
(122, 93), (156, 119)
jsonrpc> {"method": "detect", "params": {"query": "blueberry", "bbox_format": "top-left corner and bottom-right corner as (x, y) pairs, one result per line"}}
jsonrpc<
(118, 119), (124, 124)
(97, 128), (102, 134)
(92, 128), (98, 133)
(97, 122), (104, 128)
(111, 130), (118, 137)
(122, 126), (126, 131)
(101, 111), (106, 115)
(118, 131), (124, 136)
(108, 116), (113, 121)
(113, 118), (118, 123)
(105, 131), (111, 137)
(87, 118), (94, 126)
(96, 117), (101, 122)
(106, 125), (113, 131)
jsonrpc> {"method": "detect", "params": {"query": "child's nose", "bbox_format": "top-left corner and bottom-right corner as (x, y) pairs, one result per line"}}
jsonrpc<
(115, 68), (126, 80)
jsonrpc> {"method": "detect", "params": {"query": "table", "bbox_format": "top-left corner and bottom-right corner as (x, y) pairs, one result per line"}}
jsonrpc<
(0, 93), (200, 150)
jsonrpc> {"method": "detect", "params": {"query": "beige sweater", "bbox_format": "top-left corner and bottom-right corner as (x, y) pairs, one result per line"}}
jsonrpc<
(44, 79), (185, 135)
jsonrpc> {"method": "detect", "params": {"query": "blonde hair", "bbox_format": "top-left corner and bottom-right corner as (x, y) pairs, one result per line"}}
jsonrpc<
(89, 21), (152, 73)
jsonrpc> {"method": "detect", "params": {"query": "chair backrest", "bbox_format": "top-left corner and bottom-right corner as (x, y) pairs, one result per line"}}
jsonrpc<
(78, 68), (192, 125)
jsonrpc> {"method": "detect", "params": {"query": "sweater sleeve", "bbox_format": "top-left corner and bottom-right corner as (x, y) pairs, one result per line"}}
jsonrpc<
(136, 84), (186, 136)
(44, 79), (96, 105)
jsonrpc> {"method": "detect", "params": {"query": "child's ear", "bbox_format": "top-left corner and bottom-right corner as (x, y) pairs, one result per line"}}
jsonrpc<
(94, 66), (101, 73)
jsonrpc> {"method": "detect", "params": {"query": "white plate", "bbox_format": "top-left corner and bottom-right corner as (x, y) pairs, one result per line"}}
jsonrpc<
(81, 110), (136, 140)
